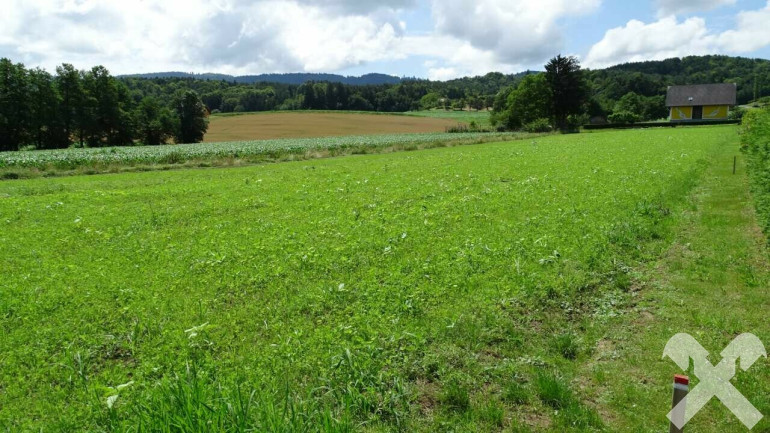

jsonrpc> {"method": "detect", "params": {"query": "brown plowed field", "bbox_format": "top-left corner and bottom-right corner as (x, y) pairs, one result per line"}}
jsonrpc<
(204, 112), (458, 142)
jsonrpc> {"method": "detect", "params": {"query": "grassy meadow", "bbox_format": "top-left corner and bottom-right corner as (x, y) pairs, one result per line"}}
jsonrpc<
(1, 125), (768, 432)
(404, 110), (492, 128)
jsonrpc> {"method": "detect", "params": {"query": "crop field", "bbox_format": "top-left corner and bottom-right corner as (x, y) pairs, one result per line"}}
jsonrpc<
(205, 112), (468, 142)
(0, 132), (519, 177)
(2, 125), (767, 431)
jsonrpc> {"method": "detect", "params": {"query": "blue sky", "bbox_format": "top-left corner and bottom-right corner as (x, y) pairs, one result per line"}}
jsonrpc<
(1, 0), (769, 80)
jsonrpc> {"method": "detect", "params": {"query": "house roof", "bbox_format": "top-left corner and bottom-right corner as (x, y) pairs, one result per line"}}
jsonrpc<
(666, 83), (737, 107)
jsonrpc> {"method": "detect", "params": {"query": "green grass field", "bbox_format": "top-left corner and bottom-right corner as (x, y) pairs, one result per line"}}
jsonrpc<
(405, 110), (492, 128)
(1, 125), (768, 431)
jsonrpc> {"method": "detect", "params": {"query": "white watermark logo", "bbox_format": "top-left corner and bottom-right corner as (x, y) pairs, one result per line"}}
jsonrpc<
(663, 333), (766, 429)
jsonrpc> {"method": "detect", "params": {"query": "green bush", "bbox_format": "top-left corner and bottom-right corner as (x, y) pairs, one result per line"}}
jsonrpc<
(729, 106), (746, 121)
(608, 111), (641, 124)
(522, 118), (553, 133)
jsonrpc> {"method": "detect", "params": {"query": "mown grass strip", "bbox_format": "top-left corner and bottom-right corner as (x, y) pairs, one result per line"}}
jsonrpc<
(581, 133), (770, 431)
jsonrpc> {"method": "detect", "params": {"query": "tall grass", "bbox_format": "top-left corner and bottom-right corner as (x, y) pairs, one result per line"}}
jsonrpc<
(741, 107), (770, 236)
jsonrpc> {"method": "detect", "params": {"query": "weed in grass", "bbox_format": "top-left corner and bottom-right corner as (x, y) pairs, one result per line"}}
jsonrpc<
(552, 331), (581, 360)
(555, 401), (604, 430)
(474, 400), (505, 427)
(502, 381), (530, 405)
(439, 378), (470, 412)
(534, 371), (603, 429)
(508, 420), (538, 433)
(535, 371), (574, 410)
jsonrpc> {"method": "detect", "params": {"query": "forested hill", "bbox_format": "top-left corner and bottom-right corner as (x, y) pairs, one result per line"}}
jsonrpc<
(120, 72), (403, 86)
(589, 55), (770, 106)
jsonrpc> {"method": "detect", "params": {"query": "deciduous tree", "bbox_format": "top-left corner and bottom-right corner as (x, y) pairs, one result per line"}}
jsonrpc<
(496, 74), (551, 131)
(175, 90), (208, 144)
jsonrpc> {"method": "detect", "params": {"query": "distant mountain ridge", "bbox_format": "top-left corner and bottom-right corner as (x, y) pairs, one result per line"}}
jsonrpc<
(119, 72), (403, 86)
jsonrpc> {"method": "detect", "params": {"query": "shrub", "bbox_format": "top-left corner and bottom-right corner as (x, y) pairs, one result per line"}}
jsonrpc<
(446, 124), (470, 133)
(608, 111), (641, 124)
(523, 118), (552, 133)
(567, 113), (590, 131)
(729, 106), (746, 121)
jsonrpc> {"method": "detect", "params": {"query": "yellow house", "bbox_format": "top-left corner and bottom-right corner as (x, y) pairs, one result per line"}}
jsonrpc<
(666, 83), (737, 122)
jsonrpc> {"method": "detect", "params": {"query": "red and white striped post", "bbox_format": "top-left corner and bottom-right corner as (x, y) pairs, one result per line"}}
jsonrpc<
(670, 374), (689, 433)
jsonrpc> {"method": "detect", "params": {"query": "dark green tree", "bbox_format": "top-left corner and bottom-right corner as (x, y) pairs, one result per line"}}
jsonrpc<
(0, 58), (30, 151)
(28, 68), (67, 149)
(174, 90), (208, 143)
(136, 97), (176, 145)
(300, 83), (316, 109)
(545, 55), (587, 131)
(55, 63), (84, 146)
(82, 66), (134, 146)
(641, 95), (668, 120)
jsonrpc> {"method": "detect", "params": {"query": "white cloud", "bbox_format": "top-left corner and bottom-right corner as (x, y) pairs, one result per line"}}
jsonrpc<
(399, 34), (510, 80)
(8, 0), (766, 80)
(391, 0), (603, 80)
(716, 1), (770, 52)
(585, 17), (714, 68)
(191, 1), (406, 73)
(0, 0), (413, 74)
(291, 0), (416, 14)
(430, 0), (601, 65)
(426, 66), (459, 81)
(0, 0), (602, 79)
(585, 2), (770, 69)
(655, 0), (735, 18)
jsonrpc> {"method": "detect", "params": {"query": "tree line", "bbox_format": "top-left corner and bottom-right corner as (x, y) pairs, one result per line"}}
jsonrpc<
(2, 55), (768, 151)
(0, 59), (208, 151)
(491, 55), (669, 131)
(119, 71), (522, 115)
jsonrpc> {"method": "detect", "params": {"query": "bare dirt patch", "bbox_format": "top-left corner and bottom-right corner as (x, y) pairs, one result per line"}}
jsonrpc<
(205, 112), (460, 142)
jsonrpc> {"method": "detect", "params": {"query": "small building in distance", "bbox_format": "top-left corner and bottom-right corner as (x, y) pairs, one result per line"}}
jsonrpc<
(666, 83), (737, 122)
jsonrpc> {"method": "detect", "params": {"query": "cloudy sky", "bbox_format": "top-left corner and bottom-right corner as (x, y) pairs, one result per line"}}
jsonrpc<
(2, 0), (769, 80)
